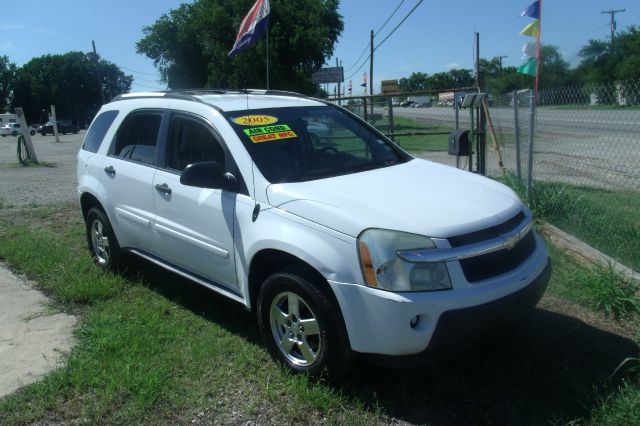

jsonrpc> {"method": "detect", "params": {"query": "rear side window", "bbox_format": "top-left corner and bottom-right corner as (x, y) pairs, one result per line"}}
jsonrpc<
(110, 112), (162, 166)
(83, 110), (118, 153)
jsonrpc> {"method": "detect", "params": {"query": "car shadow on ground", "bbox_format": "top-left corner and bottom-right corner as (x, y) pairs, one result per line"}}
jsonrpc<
(124, 257), (639, 426)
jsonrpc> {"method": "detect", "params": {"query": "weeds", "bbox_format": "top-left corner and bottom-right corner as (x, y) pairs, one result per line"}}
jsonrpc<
(585, 267), (640, 320)
(500, 172), (584, 222)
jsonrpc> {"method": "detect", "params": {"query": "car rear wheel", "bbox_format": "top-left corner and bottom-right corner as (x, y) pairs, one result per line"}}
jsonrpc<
(257, 269), (353, 377)
(12, 131), (17, 137)
(85, 207), (124, 270)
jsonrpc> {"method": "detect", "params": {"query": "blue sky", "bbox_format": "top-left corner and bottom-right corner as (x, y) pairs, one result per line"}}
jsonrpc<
(2, 0), (638, 93)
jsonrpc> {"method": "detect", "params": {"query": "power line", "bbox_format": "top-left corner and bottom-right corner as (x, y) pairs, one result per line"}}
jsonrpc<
(131, 75), (162, 83)
(345, 0), (424, 81)
(344, 0), (406, 73)
(375, 0), (424, 51)
(375, 0), (406, 37)
(118, 64), (158, 76)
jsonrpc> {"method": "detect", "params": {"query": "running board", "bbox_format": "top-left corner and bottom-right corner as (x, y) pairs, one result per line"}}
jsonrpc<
(128, 249), (246, 306)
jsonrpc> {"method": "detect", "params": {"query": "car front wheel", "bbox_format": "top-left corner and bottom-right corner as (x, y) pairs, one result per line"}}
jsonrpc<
(257, 269), (353, 377)
(85, 207), (124, 270)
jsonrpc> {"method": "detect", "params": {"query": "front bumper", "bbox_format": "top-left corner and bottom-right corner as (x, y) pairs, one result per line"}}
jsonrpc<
(328, 232), (550, 357)
(368, 260), (550, 367)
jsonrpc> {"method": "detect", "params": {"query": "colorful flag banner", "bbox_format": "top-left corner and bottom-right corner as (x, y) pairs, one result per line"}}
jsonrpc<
(517, 58), (537, 76)
(228, 0), (270, 57)
(520, 1), (540, 19)
(361, 72), (367, 88)
(520, 20), (539, 37)
(522, 41), (536, 59)
(348, 80), (352, 95)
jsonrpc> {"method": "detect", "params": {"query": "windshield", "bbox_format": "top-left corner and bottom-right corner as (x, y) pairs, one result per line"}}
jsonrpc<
(224, 105), (410, 183)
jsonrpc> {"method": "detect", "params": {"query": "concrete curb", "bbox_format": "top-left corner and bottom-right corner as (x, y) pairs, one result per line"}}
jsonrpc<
(0, 263), (77, 399)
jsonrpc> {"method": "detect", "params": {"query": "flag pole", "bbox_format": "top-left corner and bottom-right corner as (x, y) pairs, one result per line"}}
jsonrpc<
(534, 0), (542, 101)
(266, 26), (270, 90)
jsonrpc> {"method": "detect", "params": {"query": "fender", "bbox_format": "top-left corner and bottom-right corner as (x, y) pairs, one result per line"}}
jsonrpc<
(233, 199), (362, 309)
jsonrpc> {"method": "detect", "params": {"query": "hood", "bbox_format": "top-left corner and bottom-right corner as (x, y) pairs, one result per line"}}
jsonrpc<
(266, 159), (523, 238)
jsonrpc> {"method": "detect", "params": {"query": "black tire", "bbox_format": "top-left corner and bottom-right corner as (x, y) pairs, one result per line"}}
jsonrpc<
(85, 207), (124, 270)
(40, 131), (46, 136)
(257, 269), (354, 377)
(12, 131), (17, 137)
(30, 130), (36, 136)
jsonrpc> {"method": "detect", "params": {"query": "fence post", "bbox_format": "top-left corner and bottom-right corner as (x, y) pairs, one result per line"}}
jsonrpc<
(388, 98), (395, 142)
(526, 89), (536, 202)
(363, 98), (368, 122)
(513, 90), (521, 179)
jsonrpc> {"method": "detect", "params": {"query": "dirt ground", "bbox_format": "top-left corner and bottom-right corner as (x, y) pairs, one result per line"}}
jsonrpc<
(0, 132), (84, 207)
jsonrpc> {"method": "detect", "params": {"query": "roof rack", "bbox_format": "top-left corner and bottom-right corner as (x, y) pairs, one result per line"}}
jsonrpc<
(111, 88), (309, 103)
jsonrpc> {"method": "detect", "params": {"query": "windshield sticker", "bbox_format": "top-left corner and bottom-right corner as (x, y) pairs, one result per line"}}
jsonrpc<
(233, 115), (278, 126)
(250, 130), (298, 143)
(243, 124), (291, 136)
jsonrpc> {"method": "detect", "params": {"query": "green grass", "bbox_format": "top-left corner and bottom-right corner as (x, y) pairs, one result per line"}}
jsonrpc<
(375, 116), (451, 152)
(547, 244), (640, 320)
(500, 174), (640, 272)
(0, 203), (638, 425)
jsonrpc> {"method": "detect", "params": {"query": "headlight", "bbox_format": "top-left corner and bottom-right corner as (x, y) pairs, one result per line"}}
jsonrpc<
(357, 229), (452, 292)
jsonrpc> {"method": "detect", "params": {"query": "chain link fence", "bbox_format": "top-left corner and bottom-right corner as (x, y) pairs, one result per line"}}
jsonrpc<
(331, 81), (640, 192)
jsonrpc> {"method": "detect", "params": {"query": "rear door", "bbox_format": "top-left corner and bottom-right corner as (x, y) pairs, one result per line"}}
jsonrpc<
(100, 110), (163, 252)
(152, 112), (239, 290)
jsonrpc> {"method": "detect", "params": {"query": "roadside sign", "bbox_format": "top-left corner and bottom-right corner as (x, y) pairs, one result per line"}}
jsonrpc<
(381, 80), (400, 94)
(312, 67), (344, 84)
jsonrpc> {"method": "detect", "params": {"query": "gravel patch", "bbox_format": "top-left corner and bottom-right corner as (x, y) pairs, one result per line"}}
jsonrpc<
(0, 133), (84, 207)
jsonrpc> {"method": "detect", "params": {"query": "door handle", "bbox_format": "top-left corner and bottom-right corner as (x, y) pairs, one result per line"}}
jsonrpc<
(155, 183), (172, 195)
(104, 166), (116, 176)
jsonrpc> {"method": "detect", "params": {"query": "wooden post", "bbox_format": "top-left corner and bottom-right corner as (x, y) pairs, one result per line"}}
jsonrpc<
(51, 105), (60, 143)
(14, 107), (38, 163)
(482, 98), (505, 175)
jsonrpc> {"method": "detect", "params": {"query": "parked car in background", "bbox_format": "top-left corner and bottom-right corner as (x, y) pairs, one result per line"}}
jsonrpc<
(40, 120), (80, 135)
(0, 123), (36, 137)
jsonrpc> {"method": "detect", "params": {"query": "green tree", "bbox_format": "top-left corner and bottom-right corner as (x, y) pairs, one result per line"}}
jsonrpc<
(12, 52), (132, 126)
(137, 0), (343, 94)
(577, 26), (640, 84)
(399, 72), (429, 92)
(399, 69), (473, 93)
(0, 55), (17, 111)
(485, 45), (573, 94)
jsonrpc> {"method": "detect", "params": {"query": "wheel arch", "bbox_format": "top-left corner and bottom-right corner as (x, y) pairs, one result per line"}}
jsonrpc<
(80, 192), (105, 219)
(247, 248), (352, 347)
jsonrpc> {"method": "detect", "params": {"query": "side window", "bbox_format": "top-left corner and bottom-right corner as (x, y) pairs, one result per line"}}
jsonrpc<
(165, 114), (225, 172)
(111, 112), (162, 166)
(83, 110), (118, 153)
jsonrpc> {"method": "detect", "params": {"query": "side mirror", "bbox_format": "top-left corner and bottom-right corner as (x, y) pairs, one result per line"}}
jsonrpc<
(180, 161), (237, 190)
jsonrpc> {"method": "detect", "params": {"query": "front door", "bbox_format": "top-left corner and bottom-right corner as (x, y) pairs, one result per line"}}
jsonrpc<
(152, 112), (238, 290)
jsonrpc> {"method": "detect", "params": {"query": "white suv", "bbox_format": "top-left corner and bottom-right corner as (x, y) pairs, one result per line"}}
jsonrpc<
(77, 90), (550, 376)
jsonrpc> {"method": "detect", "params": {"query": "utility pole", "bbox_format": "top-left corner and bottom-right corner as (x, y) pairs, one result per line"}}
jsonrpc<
(336, 57), (340, 105)
(497, 55), (508, 77)
(601, 9), (625, 49)
(369, 30), (374, 115)
(475, 32), (480, 88)
(92, 40), (105, 105)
